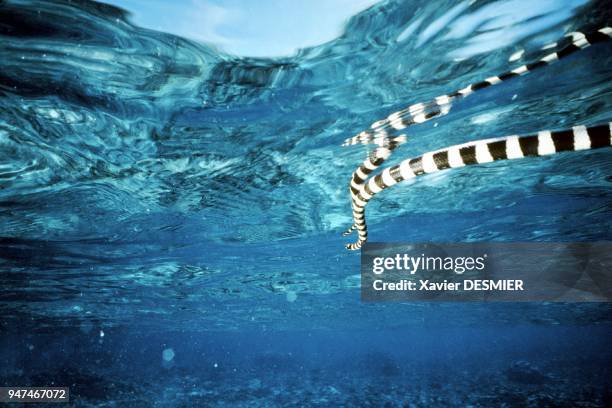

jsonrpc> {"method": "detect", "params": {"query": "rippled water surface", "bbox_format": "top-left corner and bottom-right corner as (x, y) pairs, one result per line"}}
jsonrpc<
(1, 0), (612, 330)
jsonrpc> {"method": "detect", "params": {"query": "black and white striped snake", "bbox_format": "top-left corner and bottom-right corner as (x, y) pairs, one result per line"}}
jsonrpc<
(342, 27), (612, 250)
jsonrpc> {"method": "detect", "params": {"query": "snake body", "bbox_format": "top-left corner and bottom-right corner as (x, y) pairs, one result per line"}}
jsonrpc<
(345, 124), (611, 250)
(343, 27), (612, 250)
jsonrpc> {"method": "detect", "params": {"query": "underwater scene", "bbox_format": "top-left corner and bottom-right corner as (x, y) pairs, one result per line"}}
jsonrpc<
(1, 0), (612, 406)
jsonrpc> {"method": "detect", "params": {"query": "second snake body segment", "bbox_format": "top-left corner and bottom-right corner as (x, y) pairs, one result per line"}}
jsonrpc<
(345, 124), (612, 250)
(342, 26), (612, 250)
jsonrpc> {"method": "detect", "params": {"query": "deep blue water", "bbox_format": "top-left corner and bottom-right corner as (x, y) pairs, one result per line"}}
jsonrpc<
(1, 0), (611, 406)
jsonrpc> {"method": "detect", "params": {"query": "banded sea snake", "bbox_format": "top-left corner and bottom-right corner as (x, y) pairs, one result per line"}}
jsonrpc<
(342, 27), (612, 250)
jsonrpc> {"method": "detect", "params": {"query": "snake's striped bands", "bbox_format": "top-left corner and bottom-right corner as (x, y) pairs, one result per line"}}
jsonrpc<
(345, 123), (612, 250)
(343, 26), (612, 250)
(342, 27), (612, 147)
(349, 135), (406, 202)
(343, 26), (611, 229)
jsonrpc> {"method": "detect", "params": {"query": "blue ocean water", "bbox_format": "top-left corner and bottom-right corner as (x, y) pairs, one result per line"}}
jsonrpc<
(1, 0), (611, 406)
